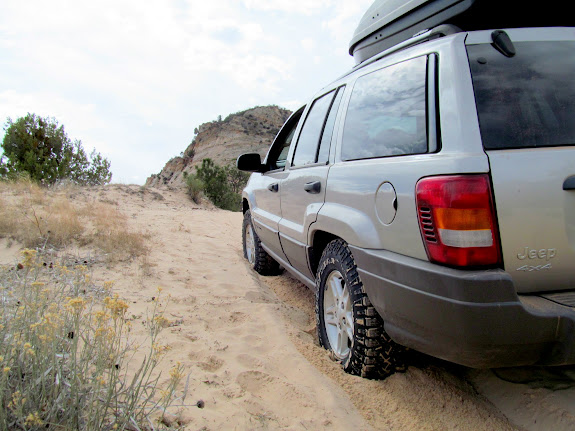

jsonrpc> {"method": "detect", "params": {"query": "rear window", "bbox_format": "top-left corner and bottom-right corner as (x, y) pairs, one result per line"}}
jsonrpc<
(468, 41), (575, 150)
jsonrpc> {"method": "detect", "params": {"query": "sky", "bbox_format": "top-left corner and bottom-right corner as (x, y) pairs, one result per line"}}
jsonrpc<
(0, 0), (373, 184)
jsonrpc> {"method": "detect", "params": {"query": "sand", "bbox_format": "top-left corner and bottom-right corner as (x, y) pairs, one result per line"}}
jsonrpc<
(2, 183), (575, 430)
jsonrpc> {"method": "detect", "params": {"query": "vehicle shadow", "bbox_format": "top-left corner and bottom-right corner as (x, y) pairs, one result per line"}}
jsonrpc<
(492, 365), (575, 390)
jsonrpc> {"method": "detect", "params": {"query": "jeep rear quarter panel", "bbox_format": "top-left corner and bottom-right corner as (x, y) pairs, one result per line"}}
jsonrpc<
(313, 34), (490, 260)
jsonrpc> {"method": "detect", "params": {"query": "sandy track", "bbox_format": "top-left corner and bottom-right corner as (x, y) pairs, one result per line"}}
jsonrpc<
(3, 184), (575, 430)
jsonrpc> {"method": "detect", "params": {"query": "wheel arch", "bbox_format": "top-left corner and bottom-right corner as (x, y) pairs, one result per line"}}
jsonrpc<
(308, 230), (340, 278)
(308, 202), (381, 278)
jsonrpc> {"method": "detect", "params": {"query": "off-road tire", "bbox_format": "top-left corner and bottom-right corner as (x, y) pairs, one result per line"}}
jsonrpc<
(242, 210), (281, 276)
(315, 239), (404, 379)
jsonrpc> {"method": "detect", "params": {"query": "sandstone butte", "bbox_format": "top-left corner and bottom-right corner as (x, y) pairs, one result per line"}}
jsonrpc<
(146, 105), (291, 188)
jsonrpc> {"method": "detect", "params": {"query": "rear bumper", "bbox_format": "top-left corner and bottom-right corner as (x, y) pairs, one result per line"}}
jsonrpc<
(350, 246), (575, 368)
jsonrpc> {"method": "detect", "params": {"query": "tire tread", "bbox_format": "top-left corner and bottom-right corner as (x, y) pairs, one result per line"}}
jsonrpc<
(316, 239), (405, 380)
(242, 210), (281, 276)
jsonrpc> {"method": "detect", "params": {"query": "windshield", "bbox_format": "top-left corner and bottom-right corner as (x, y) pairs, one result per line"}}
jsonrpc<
(467, 41), (575, 150)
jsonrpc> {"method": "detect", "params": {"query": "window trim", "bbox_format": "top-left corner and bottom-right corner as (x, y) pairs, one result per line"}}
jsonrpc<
(288, 160), (329, 171)
(315, 86), (346, 165)
(427, 53), (440, 153)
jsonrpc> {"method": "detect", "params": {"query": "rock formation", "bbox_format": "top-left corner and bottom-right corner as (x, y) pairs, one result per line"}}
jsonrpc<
(146, 105), (291, 187)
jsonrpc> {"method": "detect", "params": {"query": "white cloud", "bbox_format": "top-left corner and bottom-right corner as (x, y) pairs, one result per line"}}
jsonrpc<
(279, 100), (305, 111)
(0, 90), (103, 140)
(323, 2), (373, 47)
(301, 38), (315, 52)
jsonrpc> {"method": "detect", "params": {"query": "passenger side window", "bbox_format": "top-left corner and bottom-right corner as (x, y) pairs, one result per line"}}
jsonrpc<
(267, 107), (305, 170)
(292, 90), (337, 167)
(276, 127), (296, 169)
(341, 56), (428, 161)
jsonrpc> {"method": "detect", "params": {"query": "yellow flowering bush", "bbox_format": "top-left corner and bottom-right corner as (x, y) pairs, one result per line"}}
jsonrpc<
(0, 249), (187, 430)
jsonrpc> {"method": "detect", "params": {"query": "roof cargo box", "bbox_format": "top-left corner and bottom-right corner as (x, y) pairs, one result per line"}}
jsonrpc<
(350, 0), (575, 64)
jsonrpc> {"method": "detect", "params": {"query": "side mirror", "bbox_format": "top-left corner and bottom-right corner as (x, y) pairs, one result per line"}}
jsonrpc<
(237, 153), (265, 172)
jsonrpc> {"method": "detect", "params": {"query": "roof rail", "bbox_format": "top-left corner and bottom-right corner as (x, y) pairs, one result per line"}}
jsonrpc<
(339, 24), (461, 80)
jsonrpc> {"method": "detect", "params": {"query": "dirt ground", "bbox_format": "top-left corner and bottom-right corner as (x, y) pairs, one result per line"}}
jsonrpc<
(2, 184), (575, 430)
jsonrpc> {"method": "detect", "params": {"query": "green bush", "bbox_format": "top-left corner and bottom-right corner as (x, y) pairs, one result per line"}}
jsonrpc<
(1, 113), (112, 186)
(194, 159), (248, 211)
(185, 174), (204, 204)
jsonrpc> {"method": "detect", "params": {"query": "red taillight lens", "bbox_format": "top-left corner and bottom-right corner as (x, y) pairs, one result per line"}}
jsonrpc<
(416, 174), (501, 267)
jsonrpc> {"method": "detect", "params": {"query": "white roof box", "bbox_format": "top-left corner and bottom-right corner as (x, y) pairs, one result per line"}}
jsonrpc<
(350, 0), (475, 64)
(350, 0), (574, 64)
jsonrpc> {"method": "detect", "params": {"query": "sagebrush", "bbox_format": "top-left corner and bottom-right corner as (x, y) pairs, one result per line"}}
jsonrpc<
(0, 249), (187, 430)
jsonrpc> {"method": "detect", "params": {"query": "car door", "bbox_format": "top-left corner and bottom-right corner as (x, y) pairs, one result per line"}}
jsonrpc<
(278, 87), (345, 280)
(249, 108), (305, 261)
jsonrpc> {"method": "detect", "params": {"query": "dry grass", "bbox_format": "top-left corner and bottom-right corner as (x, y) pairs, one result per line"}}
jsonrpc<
(0, 180), (148, 261)
(82, 202), (149, 261)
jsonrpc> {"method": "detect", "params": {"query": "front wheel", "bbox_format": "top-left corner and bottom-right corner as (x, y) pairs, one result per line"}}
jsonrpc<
(242, 210), (281, 276)
(315, 239), (404, 379)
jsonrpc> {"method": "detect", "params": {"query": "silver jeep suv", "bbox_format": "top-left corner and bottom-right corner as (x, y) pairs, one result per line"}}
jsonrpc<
(237, 2), (575, 379)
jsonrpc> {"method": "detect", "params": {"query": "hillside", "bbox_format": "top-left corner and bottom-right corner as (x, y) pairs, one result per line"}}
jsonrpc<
(145, 105), (291, 187)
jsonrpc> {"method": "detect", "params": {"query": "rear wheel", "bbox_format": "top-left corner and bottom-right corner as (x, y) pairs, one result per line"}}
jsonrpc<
(316, 239), (404, 379)
(242, 210), (281, 275)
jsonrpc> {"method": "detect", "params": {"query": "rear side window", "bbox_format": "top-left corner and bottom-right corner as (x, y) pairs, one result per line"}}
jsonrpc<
(468, 41), (575, 150)
(292, 87), (344, 166)
(342, 56), (428, 161)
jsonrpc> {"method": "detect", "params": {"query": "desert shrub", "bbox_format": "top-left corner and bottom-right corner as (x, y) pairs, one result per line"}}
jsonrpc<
(194, 159), (230, 209)
(194, 159), (249, 211)
(184, 174), (204, 204)
(184, 143), (195, 159)
(0, 249), (186, 430)
(224, 164), (250, 195)
(1, 113), (112, 186)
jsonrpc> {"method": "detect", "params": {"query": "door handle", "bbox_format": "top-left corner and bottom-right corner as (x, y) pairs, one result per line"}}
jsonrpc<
(563, 176), (575, 190)
(304, 181), (321, 194)
(268, 183), (279, 192)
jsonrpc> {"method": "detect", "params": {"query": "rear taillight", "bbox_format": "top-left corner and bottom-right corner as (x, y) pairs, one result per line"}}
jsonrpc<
(415, 174), (501, 267)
